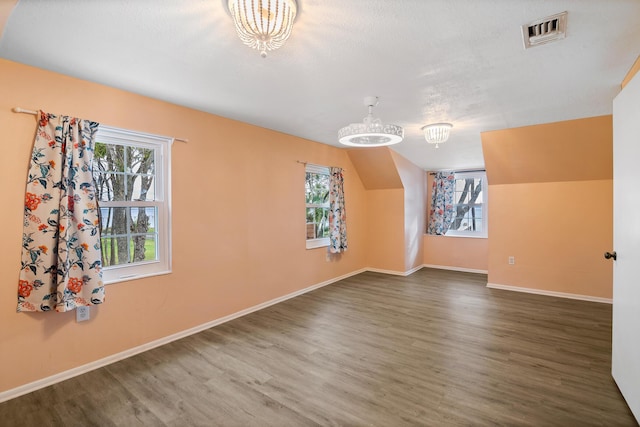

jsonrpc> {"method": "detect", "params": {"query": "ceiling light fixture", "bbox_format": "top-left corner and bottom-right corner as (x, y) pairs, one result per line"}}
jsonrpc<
(338, 96), (404, 147)
(227, 0), (298, 58)
(421, 123), (453, 148)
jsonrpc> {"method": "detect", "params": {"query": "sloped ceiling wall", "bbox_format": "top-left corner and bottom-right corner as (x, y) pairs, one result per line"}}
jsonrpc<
(482, 115), (613, 185)
(347, 148), (403, 190)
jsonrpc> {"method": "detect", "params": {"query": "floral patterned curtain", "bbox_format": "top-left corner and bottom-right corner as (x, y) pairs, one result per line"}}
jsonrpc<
(427, 171), (455, 235)
(328, 167), (347, 253)
(18, 111), (105, 312)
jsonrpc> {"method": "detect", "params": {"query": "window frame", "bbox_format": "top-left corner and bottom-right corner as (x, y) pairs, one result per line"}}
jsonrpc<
(305, 164), (330, 249)
(93, 125), (172, 284)
(445, 170), (488, 238)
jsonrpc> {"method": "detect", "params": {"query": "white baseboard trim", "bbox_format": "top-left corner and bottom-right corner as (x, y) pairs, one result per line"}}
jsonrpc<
(486, 282), (613, 304)
(423, 264), (488, 274)
(365, 268), (407, 276)
(404, 265), (425, 276)
(0, 268), (367, 404)
(366, 265), (424, 277)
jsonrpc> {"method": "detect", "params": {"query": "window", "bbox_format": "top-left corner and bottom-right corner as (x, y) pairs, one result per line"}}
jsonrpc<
(305, 164), (330, 249)
(446, 171), (487, 237)
(92, 126), (172, 283)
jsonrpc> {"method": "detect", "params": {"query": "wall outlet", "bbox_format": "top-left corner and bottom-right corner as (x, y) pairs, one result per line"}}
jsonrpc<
(508, 256), (515, 265)
(76, 306), (90, 322)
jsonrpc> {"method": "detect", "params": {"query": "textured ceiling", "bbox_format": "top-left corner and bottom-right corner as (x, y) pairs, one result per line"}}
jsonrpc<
(1, 0), (639, 170)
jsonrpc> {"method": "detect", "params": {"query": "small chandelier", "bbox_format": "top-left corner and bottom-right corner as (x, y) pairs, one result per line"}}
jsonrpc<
(421, 123), (453, 148)
(338, 96), (404, 147)
(227, 0), (298, 58)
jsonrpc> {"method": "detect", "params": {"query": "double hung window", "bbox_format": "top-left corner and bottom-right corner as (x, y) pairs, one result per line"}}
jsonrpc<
(446, 171), (487, 237)
(92, 126), (171, 283)
(305, 164), (330, 249)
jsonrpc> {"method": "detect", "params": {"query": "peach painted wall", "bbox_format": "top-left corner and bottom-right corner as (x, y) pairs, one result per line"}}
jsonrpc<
(489, 181), (612, 298)
(391, 151), (427, 272)
(364, 189), (406, 272)
(482, 116), (613, 298)
(0, 58), (369, 394)
(423, 235), (489, 272)
(423, 173), (489, 271)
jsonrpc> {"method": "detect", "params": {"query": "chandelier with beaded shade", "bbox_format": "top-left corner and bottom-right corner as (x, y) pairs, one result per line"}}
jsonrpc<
(227, 0), (298, 58)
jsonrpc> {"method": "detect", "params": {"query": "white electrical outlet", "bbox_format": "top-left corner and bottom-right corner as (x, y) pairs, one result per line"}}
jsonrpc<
(76, 306), (90, 322)
(508, 256), (515, 265)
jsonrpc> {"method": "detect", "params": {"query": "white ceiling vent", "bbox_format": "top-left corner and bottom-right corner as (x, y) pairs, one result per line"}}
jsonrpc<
(522, 11), (567, 49)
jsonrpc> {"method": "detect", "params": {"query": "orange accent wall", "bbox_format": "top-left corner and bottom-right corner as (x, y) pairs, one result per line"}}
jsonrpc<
(482, 116), (613, 185)
(0, 58), (370, 394)
(364, 189), (406, 271)
(347, 148), (402, 189)
(481, 117), (613, 298)
(488, 181), (612, 298)
(423, 173), (489, 271)
(423, 235), (489, 272)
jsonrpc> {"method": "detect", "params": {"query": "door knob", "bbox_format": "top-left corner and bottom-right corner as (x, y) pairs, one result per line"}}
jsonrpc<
(604, 251), (617, 261)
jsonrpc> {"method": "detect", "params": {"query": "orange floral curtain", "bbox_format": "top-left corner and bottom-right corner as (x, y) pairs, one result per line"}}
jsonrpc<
(328, 167), (347, 253)
(18, 111), (105, 312)
(427, 171), (455, 235)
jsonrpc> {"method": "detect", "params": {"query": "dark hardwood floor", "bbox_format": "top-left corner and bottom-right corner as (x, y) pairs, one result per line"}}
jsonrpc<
(1, 269), (636, 426)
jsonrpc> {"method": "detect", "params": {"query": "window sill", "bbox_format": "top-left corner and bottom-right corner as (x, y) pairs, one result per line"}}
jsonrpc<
(426, 233), (487, 239)
(306, 238), (329, 249)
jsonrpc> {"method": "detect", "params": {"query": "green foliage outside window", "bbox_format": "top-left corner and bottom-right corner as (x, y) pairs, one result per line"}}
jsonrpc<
(305, 172), (330, 239)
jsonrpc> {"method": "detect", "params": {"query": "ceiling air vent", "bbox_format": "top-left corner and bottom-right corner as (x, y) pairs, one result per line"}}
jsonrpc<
(521, 11), (567, 49)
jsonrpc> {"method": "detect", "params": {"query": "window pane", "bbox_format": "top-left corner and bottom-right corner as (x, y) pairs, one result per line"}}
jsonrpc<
(305, 172), (329, 205)
(130, 234), (156, 263)
(125, 146), (155, 174)
(455, 178), (483, 204)
(126, 146), (156, 201)
(95, 171), (126, 202)
(93, 144), (158, 202)
(130, 207), (156, 233)
(99, 207), (127, 236)
(306, 207), (315, 223)
(317, 208), (329, 238)
(94, 143), (126, 201)
(99, 207), (129, 266)
(100, 236), (130, 266)
(94, 142), (125, 173)
(306, 207), (329, 239)
(129, 174), (156, 201)
(99, 207), (157, 265)
(449, 206), (483, 232)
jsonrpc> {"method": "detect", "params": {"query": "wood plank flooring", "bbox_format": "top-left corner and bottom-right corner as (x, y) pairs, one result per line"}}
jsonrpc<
(1, 269), (636, 426)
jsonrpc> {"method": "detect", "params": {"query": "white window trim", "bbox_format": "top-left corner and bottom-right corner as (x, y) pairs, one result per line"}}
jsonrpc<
(445, 171), (488, 239)
(305, 164), (330, 249)
(95, 126), (172, 284)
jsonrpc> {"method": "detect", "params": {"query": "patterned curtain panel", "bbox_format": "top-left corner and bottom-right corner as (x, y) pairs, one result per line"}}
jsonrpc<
(427, 171), (455, 235)
(328, 167), (347, 253)
(18, 111), (105, 312)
